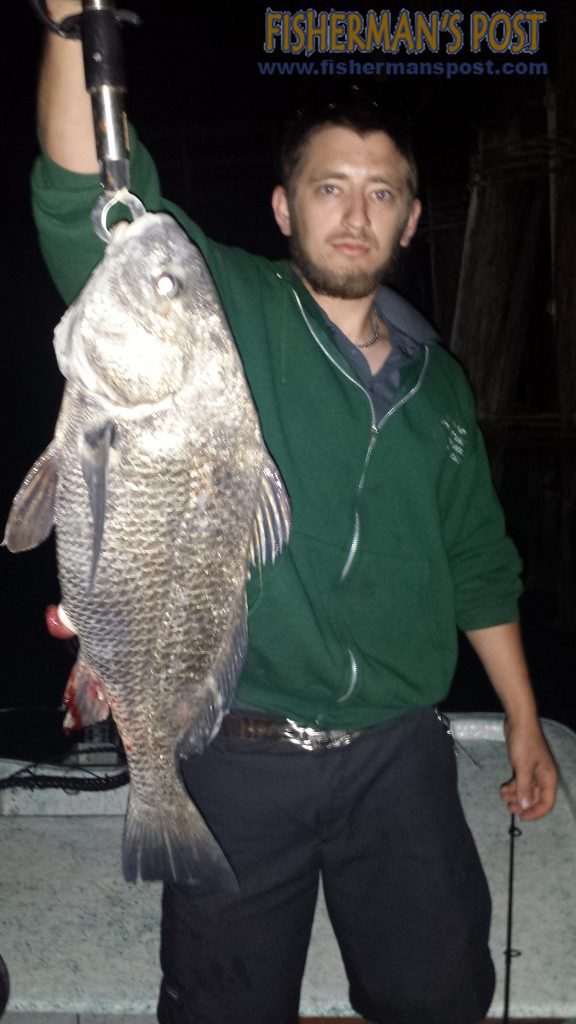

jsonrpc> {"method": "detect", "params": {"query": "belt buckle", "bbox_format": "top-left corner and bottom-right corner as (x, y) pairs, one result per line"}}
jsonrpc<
(283, 719), (353, 751)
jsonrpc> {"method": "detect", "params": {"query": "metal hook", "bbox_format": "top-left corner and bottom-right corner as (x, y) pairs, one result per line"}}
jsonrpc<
(91, 188), (146, 243)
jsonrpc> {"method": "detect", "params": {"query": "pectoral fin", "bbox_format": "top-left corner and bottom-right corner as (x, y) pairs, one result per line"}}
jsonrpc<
(3, 446), (59, 552)
(81, 422), (117, 586)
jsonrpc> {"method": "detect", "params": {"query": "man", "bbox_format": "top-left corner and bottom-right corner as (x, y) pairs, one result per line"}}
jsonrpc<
(34, 5), (557, 1023)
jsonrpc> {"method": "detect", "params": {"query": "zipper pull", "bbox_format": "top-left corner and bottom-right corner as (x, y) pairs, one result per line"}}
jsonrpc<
(371, 424), (379, 437)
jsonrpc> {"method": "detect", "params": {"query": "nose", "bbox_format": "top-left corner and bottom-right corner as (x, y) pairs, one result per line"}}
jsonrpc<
(342, 188), (370, 230)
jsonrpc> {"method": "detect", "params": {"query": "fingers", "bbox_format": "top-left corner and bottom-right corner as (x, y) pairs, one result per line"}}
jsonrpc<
(502, 720), (559, 821)
(500, 766), (557, 820)
(513, 761), (535, 814)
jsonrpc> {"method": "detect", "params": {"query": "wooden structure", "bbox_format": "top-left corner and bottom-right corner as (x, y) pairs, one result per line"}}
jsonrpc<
(422, 22), (576, 630)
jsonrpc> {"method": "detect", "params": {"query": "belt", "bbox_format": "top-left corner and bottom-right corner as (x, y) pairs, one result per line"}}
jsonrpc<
(219, 713), (365, 751)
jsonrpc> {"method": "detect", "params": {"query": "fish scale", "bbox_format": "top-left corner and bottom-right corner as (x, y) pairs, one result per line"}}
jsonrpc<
(4, 211), (291, 887)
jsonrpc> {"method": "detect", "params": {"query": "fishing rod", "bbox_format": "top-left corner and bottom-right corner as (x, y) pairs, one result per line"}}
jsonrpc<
(0, 953), (8, 1018)
(502, 813), (522, 1023)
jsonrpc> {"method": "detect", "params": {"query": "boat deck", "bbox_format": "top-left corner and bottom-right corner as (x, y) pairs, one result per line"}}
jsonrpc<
(1, 714), (575, 1023)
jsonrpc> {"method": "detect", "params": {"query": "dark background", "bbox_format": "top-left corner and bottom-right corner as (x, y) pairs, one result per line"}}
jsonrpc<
(1, 1), (574, 760)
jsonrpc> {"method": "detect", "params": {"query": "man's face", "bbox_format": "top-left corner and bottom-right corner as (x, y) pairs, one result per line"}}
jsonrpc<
(272, 126), (421, 300)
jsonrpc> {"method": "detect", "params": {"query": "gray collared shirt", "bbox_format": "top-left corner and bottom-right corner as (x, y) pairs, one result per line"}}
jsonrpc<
(323, 300), (423, 423)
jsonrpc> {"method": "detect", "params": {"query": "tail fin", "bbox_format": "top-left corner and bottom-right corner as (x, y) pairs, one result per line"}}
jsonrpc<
(122, 778), (238, 892)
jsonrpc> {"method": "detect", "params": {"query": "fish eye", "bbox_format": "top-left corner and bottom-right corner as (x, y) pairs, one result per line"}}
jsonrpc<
(155, 272), (180, 298)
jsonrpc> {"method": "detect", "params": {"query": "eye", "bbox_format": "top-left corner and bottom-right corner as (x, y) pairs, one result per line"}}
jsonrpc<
(155, 272), (180, 297)
(319, 183), (339, 196)
(373, 189), (392, 202)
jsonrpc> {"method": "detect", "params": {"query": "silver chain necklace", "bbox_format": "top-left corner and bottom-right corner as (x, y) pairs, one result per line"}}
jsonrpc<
(354, 310), (380, 350)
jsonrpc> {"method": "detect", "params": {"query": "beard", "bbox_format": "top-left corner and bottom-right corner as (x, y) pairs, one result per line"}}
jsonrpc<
(288, 215), (404, 300)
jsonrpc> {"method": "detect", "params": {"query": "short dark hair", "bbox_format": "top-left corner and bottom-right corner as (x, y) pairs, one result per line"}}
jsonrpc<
(280, 85), (418, 199)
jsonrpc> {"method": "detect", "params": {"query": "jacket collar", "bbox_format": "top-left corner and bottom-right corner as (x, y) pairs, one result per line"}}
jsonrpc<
(277, 261), (439, 354)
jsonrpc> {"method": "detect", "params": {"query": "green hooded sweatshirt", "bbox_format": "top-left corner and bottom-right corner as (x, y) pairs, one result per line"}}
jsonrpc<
(31, 133), (522, 730)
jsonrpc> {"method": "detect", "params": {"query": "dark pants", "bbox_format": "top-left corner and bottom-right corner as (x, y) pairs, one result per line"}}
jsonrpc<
(157, 707), (495, 1024)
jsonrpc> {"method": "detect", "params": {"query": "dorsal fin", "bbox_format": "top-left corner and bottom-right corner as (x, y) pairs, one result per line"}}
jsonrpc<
(248, 457), (291, 568)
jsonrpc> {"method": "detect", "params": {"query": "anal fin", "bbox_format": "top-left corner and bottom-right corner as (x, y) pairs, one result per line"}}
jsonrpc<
(178, 597), (248, 759)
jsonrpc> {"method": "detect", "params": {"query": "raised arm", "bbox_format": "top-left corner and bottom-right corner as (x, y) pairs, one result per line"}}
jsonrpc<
(39, 0), (98, 171)
(33, 0), (166, 304)
(33, 2), (232, 308)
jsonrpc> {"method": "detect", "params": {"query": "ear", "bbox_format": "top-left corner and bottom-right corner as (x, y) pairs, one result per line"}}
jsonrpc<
(399, 199), (422, 248)
(271, 185), (292, 237)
